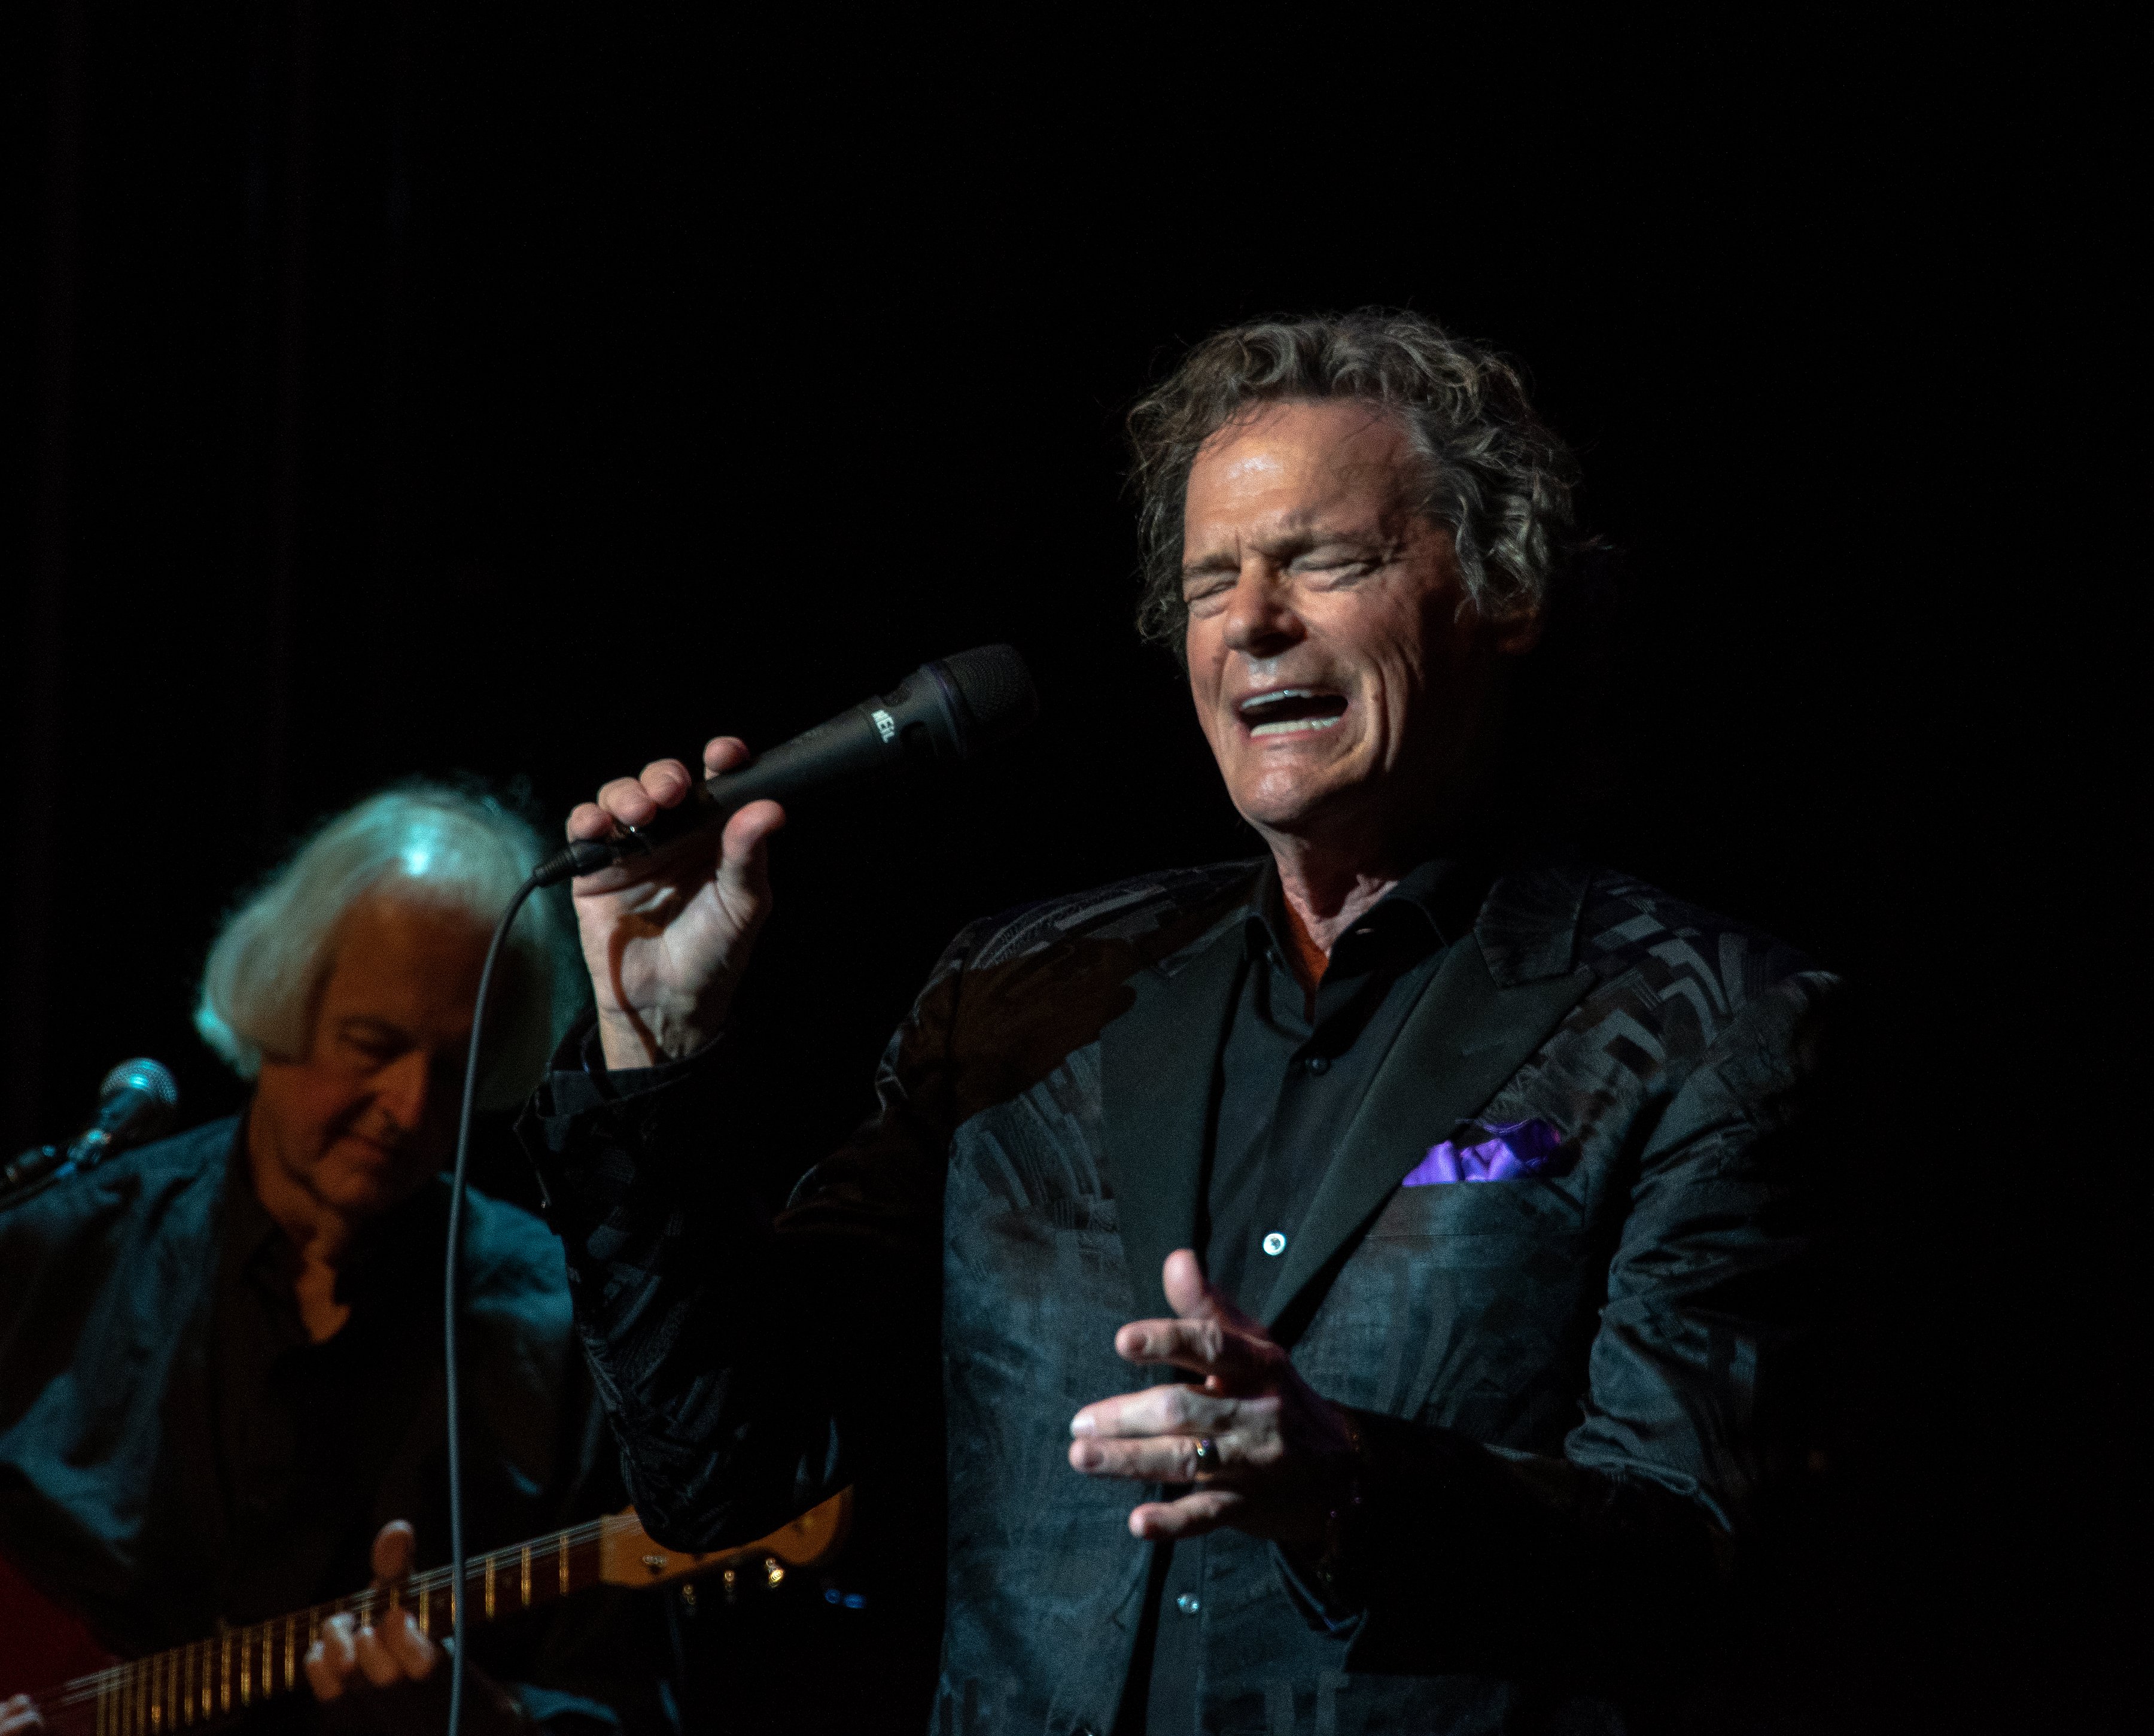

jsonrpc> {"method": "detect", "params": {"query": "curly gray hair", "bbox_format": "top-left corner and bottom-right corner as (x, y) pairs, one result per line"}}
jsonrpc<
(1127, 308), (1578, 655)
(194, 780), (581, 1109)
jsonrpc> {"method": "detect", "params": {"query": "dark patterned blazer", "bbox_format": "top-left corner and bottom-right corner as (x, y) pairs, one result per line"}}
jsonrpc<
(522, 857), (1839, 1735)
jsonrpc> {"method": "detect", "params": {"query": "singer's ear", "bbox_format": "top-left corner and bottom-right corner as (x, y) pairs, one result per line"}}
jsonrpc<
(1490, 603), (1543, 657)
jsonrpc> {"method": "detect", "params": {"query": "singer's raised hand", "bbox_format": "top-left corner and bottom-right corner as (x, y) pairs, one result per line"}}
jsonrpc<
(565, 737), (786, 1069)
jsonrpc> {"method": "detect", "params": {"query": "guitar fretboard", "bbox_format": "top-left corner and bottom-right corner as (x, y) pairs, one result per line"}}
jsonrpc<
(32, 1513), (646, 1735)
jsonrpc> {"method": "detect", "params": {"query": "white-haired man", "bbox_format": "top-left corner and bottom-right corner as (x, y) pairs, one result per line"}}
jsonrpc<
(0, 784), (660, 1734)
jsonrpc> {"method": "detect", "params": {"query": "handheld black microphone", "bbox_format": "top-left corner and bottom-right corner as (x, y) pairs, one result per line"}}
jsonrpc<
(1, 1057), (180, 1197)
(443, 643), (1035, 1730)
(532, 643), (1039, 888)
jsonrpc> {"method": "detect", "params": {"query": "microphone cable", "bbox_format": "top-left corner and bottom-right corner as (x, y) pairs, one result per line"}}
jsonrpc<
(434, 646), (1033, 1733)
(443, 868), (544, 1736)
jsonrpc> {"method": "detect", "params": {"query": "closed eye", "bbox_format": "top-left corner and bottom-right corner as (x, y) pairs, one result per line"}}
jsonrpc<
(335, 1020), (412, 1066)
(1288, 547), (1382, 582)
(1181, 570), (1239, 612)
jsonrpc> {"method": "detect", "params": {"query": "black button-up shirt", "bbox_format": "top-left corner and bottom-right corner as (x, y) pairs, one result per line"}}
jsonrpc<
(1137, 854), (1487, 1735)
(208, 1162), (449, 1625)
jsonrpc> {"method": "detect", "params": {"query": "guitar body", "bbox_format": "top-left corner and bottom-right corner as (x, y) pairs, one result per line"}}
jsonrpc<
(0, 1550), (117, 1701)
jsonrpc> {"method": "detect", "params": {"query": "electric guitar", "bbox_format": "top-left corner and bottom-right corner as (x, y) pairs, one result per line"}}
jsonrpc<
(1, 1489), (851, 1734)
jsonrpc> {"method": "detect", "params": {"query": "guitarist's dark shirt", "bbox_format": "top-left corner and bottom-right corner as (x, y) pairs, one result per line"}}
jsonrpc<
(0, 1112), (666, 1731)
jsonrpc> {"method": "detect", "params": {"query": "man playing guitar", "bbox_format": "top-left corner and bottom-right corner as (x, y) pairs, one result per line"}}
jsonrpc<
(1, 785), (667, 1732)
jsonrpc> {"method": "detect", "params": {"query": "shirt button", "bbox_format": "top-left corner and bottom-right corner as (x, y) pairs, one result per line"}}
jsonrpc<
(1304, 1055), (1329, 1075)
(1262, 1231), (1287, 1257)
(1176, 1592), (1201, 1616)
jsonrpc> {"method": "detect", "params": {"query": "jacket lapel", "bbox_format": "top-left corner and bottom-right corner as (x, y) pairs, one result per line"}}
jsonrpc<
(1257, 864), (1596, 1334)
(1099, 914), (1248, 1317)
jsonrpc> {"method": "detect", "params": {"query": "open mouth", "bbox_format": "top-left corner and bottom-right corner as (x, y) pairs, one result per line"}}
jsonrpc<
(1237, 688), (1348, 738)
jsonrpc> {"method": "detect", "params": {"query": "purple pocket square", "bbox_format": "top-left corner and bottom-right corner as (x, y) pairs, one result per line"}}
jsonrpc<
(1402, 1118), (1571, 1185)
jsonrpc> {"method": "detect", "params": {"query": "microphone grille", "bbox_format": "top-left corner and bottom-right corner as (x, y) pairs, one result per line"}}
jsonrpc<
(936, 644), (1039, 748)
(101, 1057), (179, 1109)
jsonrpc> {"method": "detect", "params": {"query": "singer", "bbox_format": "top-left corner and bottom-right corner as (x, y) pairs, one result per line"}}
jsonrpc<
(0, 784), (668, 1734)
(522, 309), (1842, 1733)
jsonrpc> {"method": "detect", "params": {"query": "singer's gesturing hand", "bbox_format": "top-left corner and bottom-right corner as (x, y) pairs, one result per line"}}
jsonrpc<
(1068, 1250), (1359, 1547)
(566, 738), (786, 1070)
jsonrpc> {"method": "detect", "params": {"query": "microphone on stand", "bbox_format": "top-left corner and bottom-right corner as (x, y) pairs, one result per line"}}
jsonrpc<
(2, 1057), (180, 1199)
(531, 643), (1040, 887)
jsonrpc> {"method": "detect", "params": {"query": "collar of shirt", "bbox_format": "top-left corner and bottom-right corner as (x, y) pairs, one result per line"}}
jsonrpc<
(1241, 852), (1483, 983)
(220, 1114), (443, 1336)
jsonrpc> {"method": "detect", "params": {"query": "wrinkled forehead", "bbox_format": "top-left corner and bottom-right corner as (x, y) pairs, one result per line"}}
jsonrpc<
(312, 890), (491, 1023)
(1185, 399), (1425, 534)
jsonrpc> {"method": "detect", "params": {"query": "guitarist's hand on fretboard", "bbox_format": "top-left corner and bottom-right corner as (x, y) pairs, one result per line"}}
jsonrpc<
(306, 1521), (524, 1736)
(4, 1491), (848, 1731)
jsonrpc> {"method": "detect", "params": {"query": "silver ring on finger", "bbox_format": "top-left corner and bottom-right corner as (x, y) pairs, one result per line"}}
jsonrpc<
(1191, 1436), (1219, 1479)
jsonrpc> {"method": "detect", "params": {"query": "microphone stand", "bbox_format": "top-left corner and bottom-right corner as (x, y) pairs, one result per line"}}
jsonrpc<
(0, 1143), (65, 1202)
(0, 1127), (126, 1202)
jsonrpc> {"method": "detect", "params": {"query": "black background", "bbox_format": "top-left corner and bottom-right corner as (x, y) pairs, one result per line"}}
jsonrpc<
(4, 5), (2129, 1731)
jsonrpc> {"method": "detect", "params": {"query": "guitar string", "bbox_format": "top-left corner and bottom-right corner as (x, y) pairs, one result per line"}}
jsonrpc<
(39, 1523), (618, 1717)
(41, 1498), (830, 1721)
(32, 1516), (644, 1714)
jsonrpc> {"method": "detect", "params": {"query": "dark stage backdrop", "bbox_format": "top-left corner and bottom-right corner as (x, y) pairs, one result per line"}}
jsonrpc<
(4, 7), (2126, 1733)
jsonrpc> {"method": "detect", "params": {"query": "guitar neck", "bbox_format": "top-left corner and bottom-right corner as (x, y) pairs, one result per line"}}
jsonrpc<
(29, 1489), (851, 1734)
(27, 1505), (793, 1736)
(30, 1518), (613, 1736)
